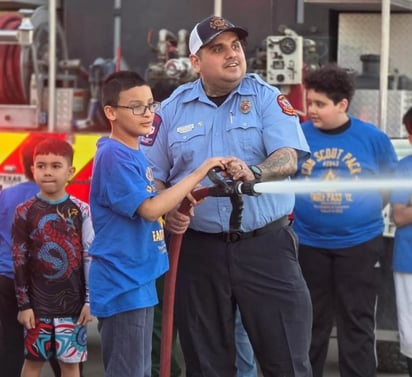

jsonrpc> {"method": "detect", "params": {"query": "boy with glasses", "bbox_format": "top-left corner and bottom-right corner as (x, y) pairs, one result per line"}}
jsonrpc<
(88, 70), (225, 377)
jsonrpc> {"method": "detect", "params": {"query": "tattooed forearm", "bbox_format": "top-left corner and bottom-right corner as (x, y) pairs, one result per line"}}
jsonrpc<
(260, 148), (298, 181)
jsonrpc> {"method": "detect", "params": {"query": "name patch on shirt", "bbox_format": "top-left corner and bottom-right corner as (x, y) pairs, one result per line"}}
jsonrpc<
(177, 124), (194, 134)
(141, 114), (162, 146)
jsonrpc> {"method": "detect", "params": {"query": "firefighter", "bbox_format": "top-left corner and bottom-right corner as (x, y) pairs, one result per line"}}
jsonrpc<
(142, 15), (312, 377)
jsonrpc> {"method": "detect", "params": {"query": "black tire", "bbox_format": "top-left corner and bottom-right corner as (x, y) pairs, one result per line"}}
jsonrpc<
(377, 340), (408, 373)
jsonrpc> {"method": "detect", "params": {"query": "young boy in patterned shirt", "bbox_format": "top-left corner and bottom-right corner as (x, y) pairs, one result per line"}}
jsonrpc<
(12, 138), (94, 377)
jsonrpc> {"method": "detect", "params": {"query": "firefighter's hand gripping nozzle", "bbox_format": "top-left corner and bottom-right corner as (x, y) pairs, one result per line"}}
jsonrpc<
(207, 167), (261, 197)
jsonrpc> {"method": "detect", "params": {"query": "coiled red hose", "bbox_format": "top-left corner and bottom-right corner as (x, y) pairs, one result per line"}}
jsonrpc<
(0, 14), (27, 104)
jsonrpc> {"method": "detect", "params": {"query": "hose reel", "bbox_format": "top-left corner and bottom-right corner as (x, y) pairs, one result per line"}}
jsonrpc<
(0, 6), (68, 105)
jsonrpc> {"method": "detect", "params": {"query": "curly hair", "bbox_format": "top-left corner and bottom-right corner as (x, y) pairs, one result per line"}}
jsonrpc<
(402, 107), (412, 135)
(303, 64), (355, 105)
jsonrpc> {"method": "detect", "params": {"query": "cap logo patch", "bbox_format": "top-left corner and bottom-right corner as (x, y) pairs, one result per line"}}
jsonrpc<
(209, 17), (232, 31)
(277, 94), (296, 116)
(189, 15), (248, 55)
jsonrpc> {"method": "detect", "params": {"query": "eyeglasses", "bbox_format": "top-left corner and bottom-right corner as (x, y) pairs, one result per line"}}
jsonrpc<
(111, 102), (160, 116)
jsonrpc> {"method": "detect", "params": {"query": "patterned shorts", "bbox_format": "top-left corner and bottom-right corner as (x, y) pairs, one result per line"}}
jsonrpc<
(24, 317), (87, 363)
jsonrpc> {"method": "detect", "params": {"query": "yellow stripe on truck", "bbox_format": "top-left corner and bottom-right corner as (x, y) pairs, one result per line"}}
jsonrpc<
(0, 132), (29, 162)
(71, 134), (101, 172)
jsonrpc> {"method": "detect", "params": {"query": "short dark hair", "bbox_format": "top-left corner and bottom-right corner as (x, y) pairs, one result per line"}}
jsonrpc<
(19, 135), (46, 180)
(34, 138), (74, 165)
(101, 70), (148, 107)
(304, 64), (355, 105)
(402, 107), (412, 135)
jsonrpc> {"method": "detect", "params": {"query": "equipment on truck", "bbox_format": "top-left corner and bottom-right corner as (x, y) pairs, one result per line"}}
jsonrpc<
(0, 3), (105, 202)
(0, 5), (80, 130)
(73, 57), (115, 131)
(145, 28), (197, 100)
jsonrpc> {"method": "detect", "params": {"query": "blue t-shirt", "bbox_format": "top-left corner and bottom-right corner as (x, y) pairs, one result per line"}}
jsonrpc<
(141, 73), (310, 233)
(0, 181), (39, 279)
(293, 116), (398, 248)
(89, 137), (168, 317)
(390, 154), (412, 273)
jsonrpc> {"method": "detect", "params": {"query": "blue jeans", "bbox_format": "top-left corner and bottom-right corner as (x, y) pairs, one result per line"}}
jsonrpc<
(235, 308), (257, 377)
(98, 307), (154, 377)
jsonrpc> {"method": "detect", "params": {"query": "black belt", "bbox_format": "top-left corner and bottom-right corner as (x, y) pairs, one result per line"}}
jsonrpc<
(188, 216), (289, 243)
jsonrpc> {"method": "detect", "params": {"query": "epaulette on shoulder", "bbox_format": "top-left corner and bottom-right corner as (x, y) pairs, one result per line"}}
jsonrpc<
(162, 81), (196, 107)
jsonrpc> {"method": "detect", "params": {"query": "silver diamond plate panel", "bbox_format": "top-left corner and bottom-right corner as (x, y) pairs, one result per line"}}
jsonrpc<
(350, 90), (412, 138)
(338, 13), (412, 78)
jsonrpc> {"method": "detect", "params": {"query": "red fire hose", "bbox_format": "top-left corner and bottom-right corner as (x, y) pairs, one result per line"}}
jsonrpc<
(159, 167), (253, 377)
(0, 14), (26, 105)
(159, 186), (210, 377)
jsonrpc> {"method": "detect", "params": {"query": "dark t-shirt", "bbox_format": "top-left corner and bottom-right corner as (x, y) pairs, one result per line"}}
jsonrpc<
(12, 194), (92, 317)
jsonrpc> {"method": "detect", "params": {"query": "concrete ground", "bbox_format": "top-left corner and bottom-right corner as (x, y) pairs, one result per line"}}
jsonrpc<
(42, 319), (409, 377)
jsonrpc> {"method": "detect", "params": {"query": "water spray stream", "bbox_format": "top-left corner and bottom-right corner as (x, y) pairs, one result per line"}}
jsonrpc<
(240, 178), (412, 195)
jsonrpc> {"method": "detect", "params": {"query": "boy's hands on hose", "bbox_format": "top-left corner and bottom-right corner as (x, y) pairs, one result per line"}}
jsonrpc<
(165, 185), (211, 234)
(164, 157), (227, 235)
(221, 157), (255, 181)
(165, 157), (252, 234)
(165, 206), (193, 234)
(196, 157), (227, 177)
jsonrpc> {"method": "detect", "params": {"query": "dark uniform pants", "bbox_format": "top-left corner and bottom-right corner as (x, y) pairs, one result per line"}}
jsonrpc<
(175, 224), (313, 377)
(298, 236), (383, 377)
(0, 275), (24, 377)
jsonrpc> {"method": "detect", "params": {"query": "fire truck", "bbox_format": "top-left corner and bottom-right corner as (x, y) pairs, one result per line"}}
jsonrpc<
(0, 1), (108, 202)
(1, 0), (412, 373)
(0, 0), (198, 201)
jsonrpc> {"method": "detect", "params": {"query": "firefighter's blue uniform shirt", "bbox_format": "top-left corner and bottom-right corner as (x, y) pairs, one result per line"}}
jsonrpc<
(293, 116), (398, 249)
(391, 155), (412, 273)
(141, 73), (310, 233)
